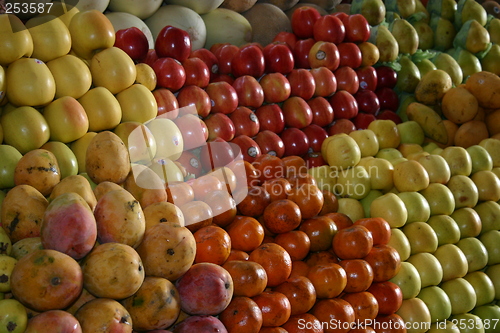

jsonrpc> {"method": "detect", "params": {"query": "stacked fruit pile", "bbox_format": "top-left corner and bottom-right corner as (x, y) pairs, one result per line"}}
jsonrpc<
(0, 0), (500, 332)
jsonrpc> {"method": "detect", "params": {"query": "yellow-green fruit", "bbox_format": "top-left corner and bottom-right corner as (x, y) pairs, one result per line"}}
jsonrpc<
(412, 20), (434, 50)
(25, 15), (72, 63)
(430, 15), (456, 51)
(480, 43), (500, 75)
(0, 14), (33, 66)
(431, 52), (463, 87)
(414, 69), (453, 105)
(391, 19), (419, 55)
(0, 299), (28, 333)
(371, 25), (399, 62)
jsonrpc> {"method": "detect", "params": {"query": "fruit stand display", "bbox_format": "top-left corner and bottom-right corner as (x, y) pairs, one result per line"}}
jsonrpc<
(1, 0), (500, 332)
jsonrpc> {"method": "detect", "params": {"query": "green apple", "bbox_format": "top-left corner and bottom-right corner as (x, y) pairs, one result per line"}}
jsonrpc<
(349, 129), (380, 157)
(397, 121), (425, 145)
(440, 146), (472, 177)
(420, 183), (455, 216)
(466, 144), (493, 173)
(450, 207), (482, 239)
(361, 157), (394, 191)
(396, 298), (432, 333)
(375, 147), (403, 161)
(0, 144), (22, 189)
(370, 192), (408, 228)
(456, 237), (488, 273)
(427, 215), (461, 246)
(446, 174), (479, 209)
(1, 106), (50, 154)
(403, 222), (438, 255)
(368, 119), (401, 149)
(471, 171), (500, 202)
(479, 230), (500, 265)
(334, 165), (371, 200)
(397, 191), (431, 224)
(407, 253), (443, 288)
(360, 189), (383, 218)
(337, 197), (365, 222)
(471, 305), (500, 333)
(485, 264), (500, 300)
(417, 286), (452, 323)
(417, 154), (451, 184)
(308, 165), (337, 193)
(0, 298), (27, 333)
(434, 244), (468, 282)
(463, 271), (495, 307)
(41, 141), (79, 180)
(449, 313), (484, 333)
(43, 96), (90, 143)
(423, 142), (440, 154)
(324, 134), (361, 170)
(388, 227), (411, 262)
(389, 261), (422, 299)
(427, 321), (460, 333)
(474, 200), (500, 235)
(479, 138), (500, 167)
(441, 277), (477, 315)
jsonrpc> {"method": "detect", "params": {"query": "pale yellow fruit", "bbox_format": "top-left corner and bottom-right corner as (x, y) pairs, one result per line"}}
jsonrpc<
(25, 15), (72, 63)
(135, 63), (157, 91)
(43, 96), (89, 143)
(0, 14), (33, 66)
(47, 54), (92, 99)
(368, 119), (401, 149)
(116, 84), (158, 124)
(78, 87), (122, 132)
(90, 47), (137, 95)
(393, 160), (430, 192)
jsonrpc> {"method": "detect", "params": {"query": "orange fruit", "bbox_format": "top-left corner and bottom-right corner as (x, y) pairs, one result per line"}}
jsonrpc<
(248, 243), (292, 288)
(274, 230), (311, 261)
(262, 199), (302, 234)
(307, 263), (347, 299)
(225, 215), (265, 252)
(252, 290), (291, 327)
(194, 225), (231, 265)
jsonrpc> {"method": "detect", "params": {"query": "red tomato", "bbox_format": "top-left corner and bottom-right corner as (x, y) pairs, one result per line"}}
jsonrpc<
(329, 90), (359, 119)
(313, 14), (346, 44)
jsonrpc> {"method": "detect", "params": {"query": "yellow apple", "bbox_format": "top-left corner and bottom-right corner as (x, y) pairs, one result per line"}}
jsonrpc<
(359, 189), (383, 218)
(307, 165), (337, 193)
(41, 141), (79, 179)
(396, 298), (431, 333)
(135, 63), (157, 91)
(47, 54), (92, 99)
(146, 118), (184, 161)
(78, 87), (122, 132)
(463, 271), (494, 307)
(323, 134), (361, 170)
(389, 262), (422, 299)
(370, 192), (408, 228)
(361, 157), (394, 191)
(417, 154), (451, 184)
(39, 1), (80, 28)
(337, 197), (365, 222)
(446, 174), (479, 209)
(1, 106), (50, 154)
(479, 230), (500, 265)
(0, 14), (33, 66)
(397, 191), (431, 224)
(434, 244), (468, 282)
(440, 146), (472, 176)
(419, 183), (455, 216)
(25, 15), (71, 62)
(116, 84), (158, 124)
(397, 121), (425, 145)
(426, 215), (461, 246)
(449, 313), (484, 333)
(390, 157), (408, 166)
(403, 222), (438, 255)
(393, 160), (430, 192)
(334, 165), (371, 200)
(398, 143), (424, 158)
(375, 147), (403, 161)
(43, 96), (89, 143)
(423, 142), (440, 154)
(407, 253), (443, 288)
(114, 122), (157, 165)
(466, 144), (493, 173)
(368, 119), (401, 149)
(68, 9), (116, 60)
(479, 138), (500, 167)
(440, 277), (477, 315)
(348, 129), (379, 157)
(417, 286), (452, 323)
(471, 171), (500, 202)
(406, 150), (429, 161)
(6, 58), (56, 107)
(90, 47), (137, 95)
(474, 200), (500, 234)
(451, 207), (482, 239)
(70, 132), (98, 173)
(388, 227), (411, 261)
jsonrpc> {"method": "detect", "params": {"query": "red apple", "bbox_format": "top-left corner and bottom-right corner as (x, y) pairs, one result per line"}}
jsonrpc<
(353, 112), (377, 129)
(375, 87), (399, 111)
(190, 48), (219, 78)
(228, 106), (260, 137)
(354, 89), (380, 114)
(376, 110), (402, 124)
(205, 81), (239, 114)
(308, 41), (340, 71)
(293, 38), (316, 69)
(337, 42), (362, 69)
(329, 90), (358, 119)
(232, 75), (264, 109)
(334, 66), (360, 95)
(176, 85), (211, 118)
(231, 44), (265, 78)
(302, 124), (329, 152)
(152, 57), (186, 92)
(255, 104), (286, 134)
(291, 6), (322, 39)
(259, 72), (291, 104)
(174, 114), (209, 150)
(263, 42), (295, 74)
(210, 73), (235, 85)
(230, 135), (261, 163)
(200, 137), (236, 171)
(356, 65), (378, 91)
(327, 118), (356, 135)
(210, 43), (230, 54)
(204, 112), (236, 142)
(342, 14), (371, 43)
(332, 12), (349, 21)
(310, 66), (337, 98)
(308, 96), (335, 127)
(177, 149), (203, 178)
(141, 49), (158, 67)
(254, 130), (285, 158)
(272, 31), (298, 50)
(155, 25), (192, 62)
(305, 151), (327, 168)
(313, 14), (346, 44)
(114, 27), (149, 61)
(182, 57), (210, 88)
(153, 88), (179, 119)
(214, 44), (239, 75)
(280, 127), (310, 157)
(287, 68), (316, 100)
(376, 66), (398, 89)
(282, 96), (313, 129)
